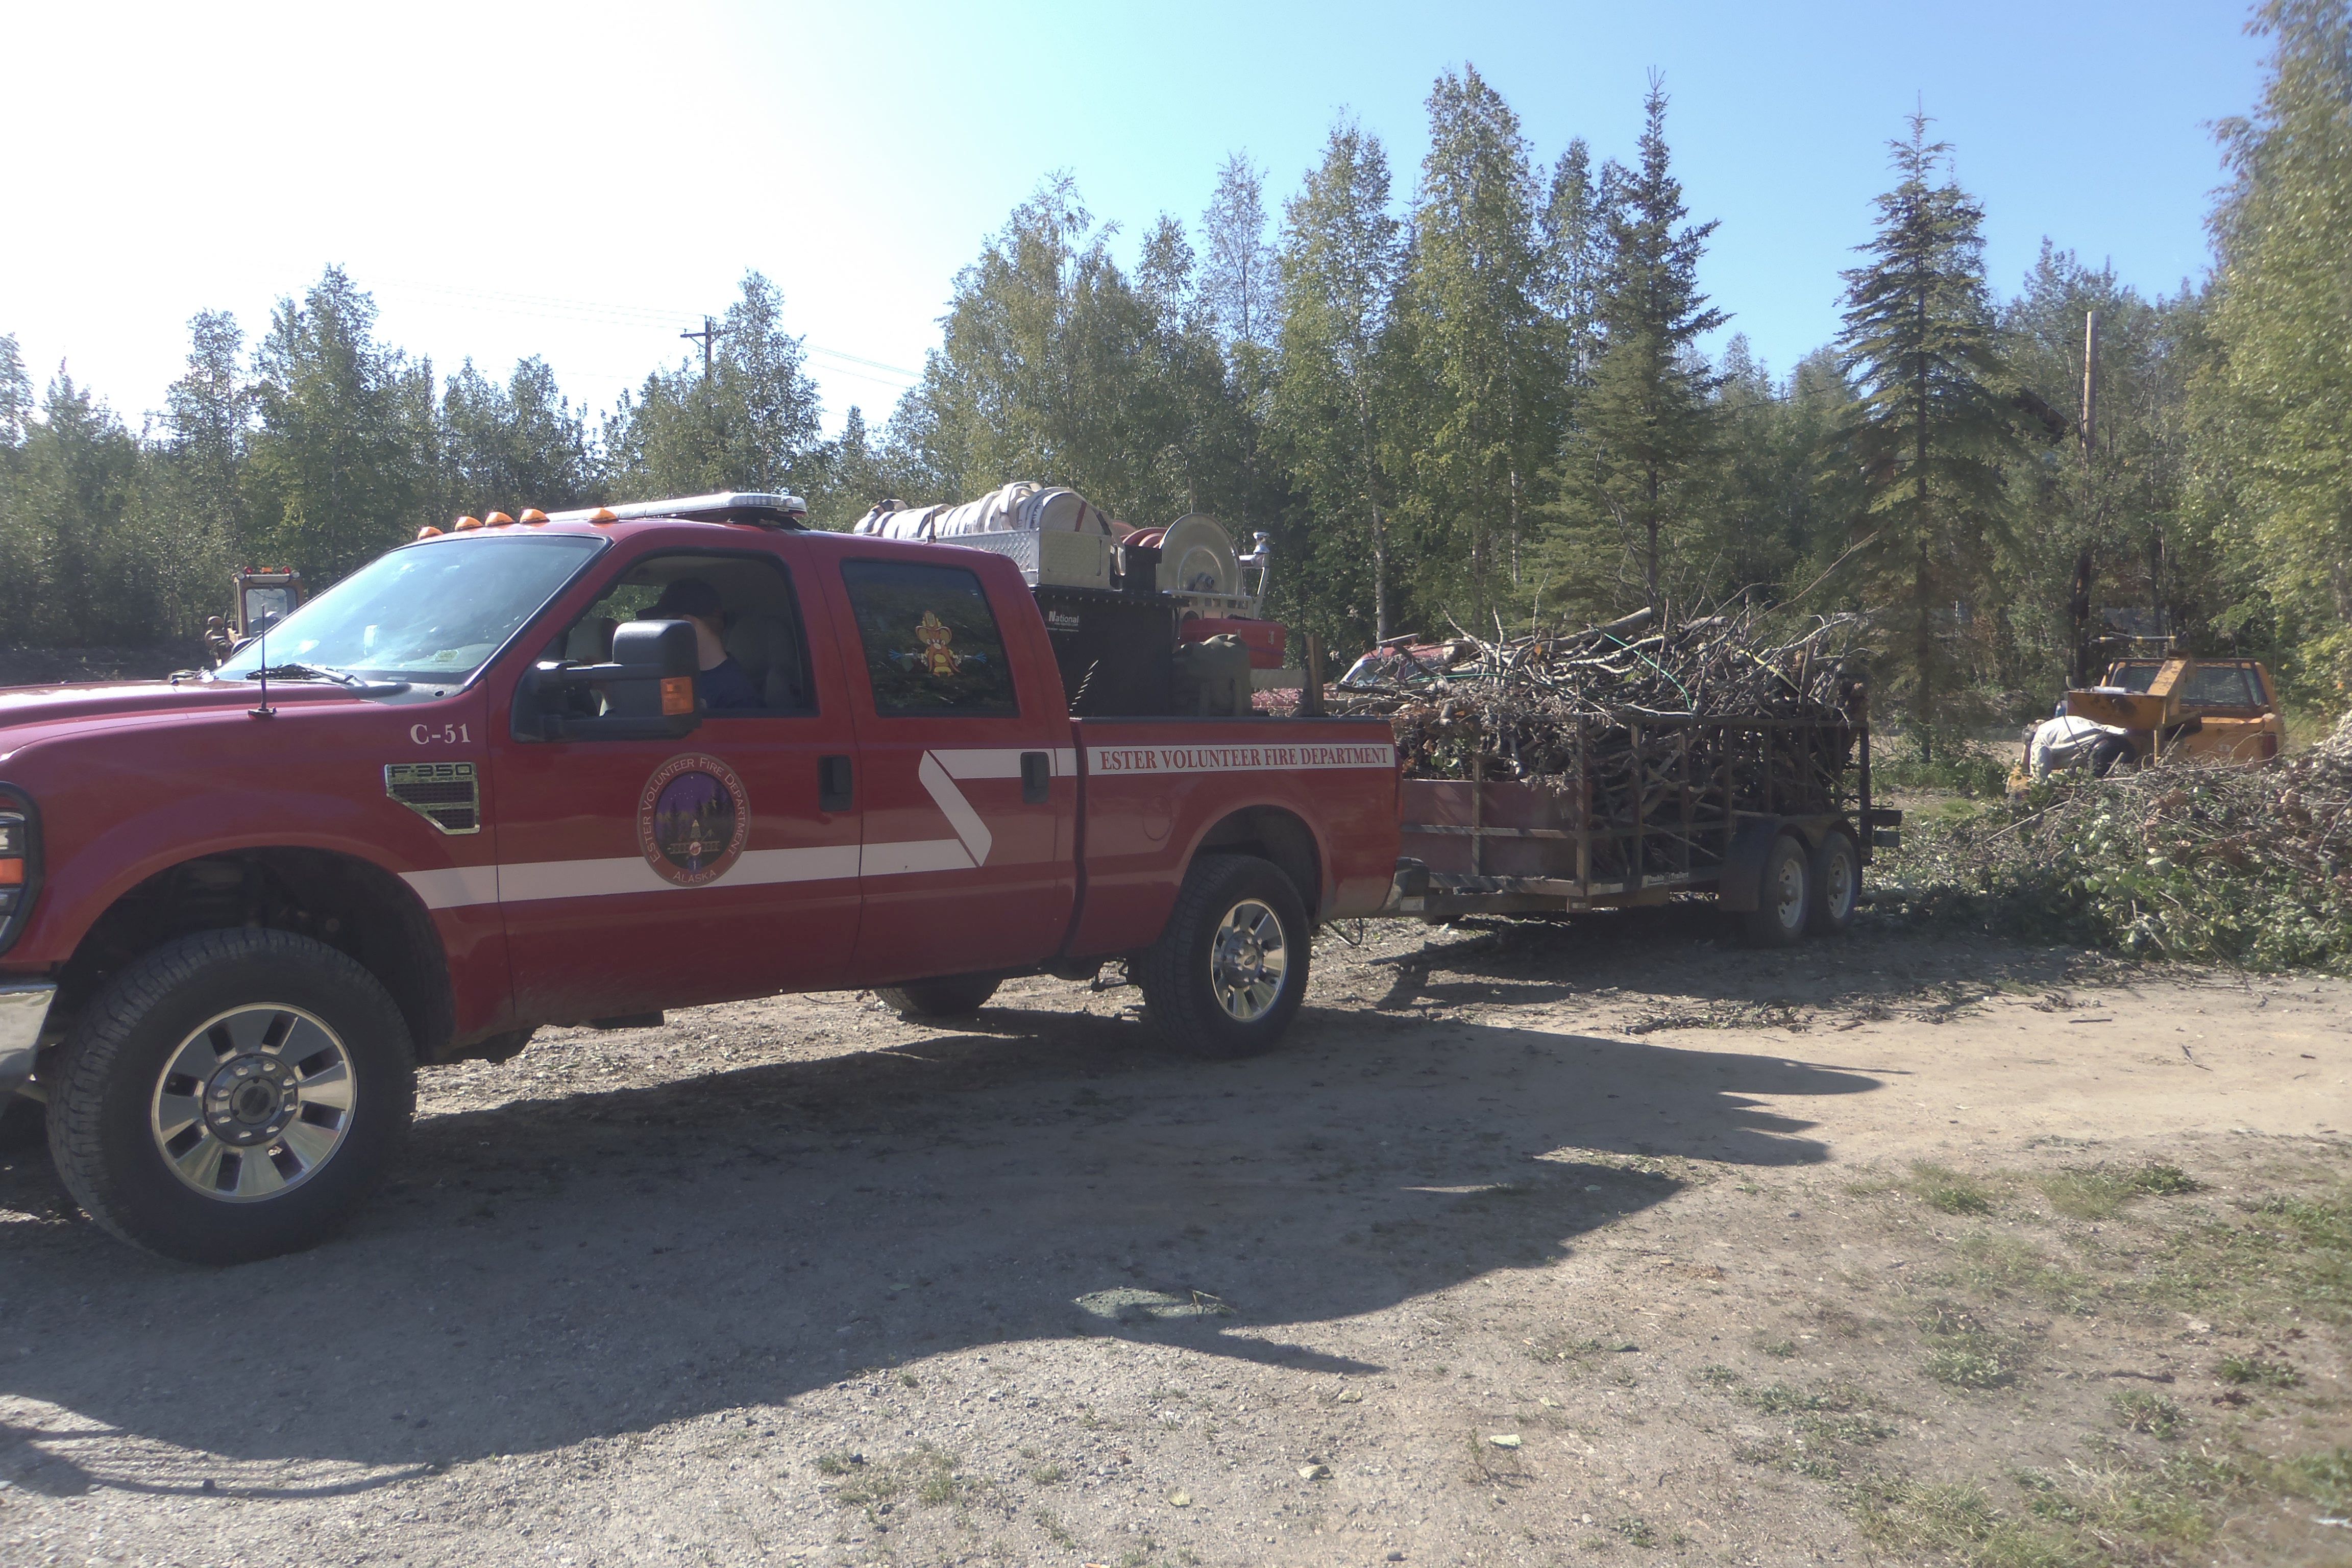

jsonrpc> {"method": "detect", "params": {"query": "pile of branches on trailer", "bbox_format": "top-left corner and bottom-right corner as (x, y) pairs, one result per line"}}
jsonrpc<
(1882, 709), (2352, 969)
(1332, 606), (1870, 786)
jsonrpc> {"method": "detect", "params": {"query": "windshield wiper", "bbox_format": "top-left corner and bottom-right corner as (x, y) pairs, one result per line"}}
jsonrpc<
(245, 663), (360, 685)
(244, 663), (409, 693)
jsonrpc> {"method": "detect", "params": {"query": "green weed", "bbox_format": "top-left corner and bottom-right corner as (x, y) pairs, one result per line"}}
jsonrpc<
(2110, 1388), (2182, 1439)
(1912, 1162), (1997, 1215)
(1919, 1304), (2026, 1389)
(2216, 1354), (2300, 1387)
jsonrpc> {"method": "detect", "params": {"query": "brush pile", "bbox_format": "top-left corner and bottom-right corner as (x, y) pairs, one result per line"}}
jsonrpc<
(1882, 709), (2352, 970)
(1333, 606), (1870, 786)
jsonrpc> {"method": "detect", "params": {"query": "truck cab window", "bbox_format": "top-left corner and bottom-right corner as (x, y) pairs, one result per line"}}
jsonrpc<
(2181, 664), (2260, 709)
(841, 560), (1019, 716)
(547, 552), (814, 714)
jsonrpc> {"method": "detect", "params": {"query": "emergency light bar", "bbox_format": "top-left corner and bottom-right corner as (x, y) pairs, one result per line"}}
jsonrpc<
(545, 493), (809, 529)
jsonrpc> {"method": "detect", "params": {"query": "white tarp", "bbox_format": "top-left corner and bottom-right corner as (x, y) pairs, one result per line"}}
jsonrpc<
(852, 482), (1115, 541)
(2029, 715), (2131, 777)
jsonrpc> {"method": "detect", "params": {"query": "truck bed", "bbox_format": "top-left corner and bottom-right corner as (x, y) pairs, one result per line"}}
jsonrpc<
(1066, 716), (1402, 957)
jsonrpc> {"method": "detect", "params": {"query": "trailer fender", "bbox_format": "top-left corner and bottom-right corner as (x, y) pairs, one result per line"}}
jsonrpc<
(1717, 818), (1789, 914)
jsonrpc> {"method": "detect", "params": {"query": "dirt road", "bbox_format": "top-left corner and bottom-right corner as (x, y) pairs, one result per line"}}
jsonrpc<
(3, 909), (2346, 1566)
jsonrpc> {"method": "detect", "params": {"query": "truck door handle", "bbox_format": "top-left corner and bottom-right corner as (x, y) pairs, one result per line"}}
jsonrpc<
(1020, 751), (1050, 804)
(819, 754), (853, 813)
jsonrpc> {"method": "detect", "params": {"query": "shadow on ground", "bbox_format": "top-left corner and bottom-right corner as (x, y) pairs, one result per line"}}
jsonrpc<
(0, 992), (1877, 1494)
(1359, 902), (2104, 1017)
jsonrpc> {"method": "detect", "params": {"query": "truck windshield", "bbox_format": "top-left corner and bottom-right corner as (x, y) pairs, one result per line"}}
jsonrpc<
(216, 535), (605, 684)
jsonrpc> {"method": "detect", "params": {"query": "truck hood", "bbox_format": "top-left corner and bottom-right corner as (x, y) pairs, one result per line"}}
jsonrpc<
(0, 679), (356, 758)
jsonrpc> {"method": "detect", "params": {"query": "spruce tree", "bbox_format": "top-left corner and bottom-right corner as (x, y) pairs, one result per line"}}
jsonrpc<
(1539, 139), (1604, 387)
(1558, 80), (1725, 613)
(1271, 117), (1406, 642)
(1835, 115), (2018, 755)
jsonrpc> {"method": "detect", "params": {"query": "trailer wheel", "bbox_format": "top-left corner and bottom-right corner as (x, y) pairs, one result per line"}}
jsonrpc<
(46, 929), (415, 1266)
(1138, 853), (1310, 1059)
(1738, 834), (1810, 949)
(874, 975), (1001, 1019)
(1808, 829), (1860, 937)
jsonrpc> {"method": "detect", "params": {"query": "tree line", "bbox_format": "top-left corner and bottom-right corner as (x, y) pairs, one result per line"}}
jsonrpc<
(5, 0), (2349, 745)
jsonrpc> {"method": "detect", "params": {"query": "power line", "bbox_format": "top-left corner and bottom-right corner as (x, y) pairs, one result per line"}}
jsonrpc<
(372, 277), (922, 383)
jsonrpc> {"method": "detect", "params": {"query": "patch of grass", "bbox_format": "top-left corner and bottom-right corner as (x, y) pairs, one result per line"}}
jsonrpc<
(1941, 1232), (2098, 1314)
(2110, 1388), (2182, 1439)
(1758, 1337), (1798, 1359)
(1695, 1364), (1740, 1388)
(2037, 1163), (2199, 1220)
(896, 1370), (920, 1388)
(2216, 1354), (2300, 1388)
(1028, 1463), (1065, 1486)
(1032, 1507), (1074, 1548)
(1854, 1480), (2084, 1568)
(2285, 1448), (2352, 1514)
(1912, 1162), (1998, 1215)
(1919, 1303), (2027, 1390)
(1523, 1332), (1606, 1366)
(1610, 1516), (1657, 1548)
(2141, 1184), (2352, 1326)
(814, 1450), (865, 1477)
(826, 1445), (973, 1511)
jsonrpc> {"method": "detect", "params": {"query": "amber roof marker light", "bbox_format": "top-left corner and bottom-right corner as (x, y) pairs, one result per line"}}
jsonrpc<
(519, 508), (549, 525)
(453, 516), (484, 532)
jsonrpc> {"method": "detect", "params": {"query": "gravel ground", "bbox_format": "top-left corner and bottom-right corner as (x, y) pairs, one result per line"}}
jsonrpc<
(2, 905), (2346, 1566)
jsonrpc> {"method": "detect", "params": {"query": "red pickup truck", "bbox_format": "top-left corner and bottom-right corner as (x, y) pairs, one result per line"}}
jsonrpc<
(0, 495), (1400, 1264)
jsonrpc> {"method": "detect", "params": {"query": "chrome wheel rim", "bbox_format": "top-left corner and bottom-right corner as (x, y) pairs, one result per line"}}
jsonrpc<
(1772, 852), (1807, 932)
(1824, 842), (1856, 920)
(150, 1006), (357, 1202)
(1209, 898), (1288, 1023)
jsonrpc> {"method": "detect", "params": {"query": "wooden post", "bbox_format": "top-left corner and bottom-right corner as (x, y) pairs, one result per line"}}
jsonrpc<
(1300, 633), (1326, 718)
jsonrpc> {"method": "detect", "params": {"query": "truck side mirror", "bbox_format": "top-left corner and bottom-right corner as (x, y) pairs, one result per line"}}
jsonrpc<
(512, 618), (703, 742)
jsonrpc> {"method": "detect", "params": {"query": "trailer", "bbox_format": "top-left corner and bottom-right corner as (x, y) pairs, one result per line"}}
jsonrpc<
(1386, 701), (1901, 946)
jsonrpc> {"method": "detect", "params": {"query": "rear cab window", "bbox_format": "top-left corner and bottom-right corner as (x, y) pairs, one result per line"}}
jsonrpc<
(2180, 664), (2263, 710)
(840, 560), (1018, 716)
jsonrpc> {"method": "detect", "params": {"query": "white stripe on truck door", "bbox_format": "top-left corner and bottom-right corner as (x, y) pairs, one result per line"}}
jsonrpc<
(401, 746), (1069, 910)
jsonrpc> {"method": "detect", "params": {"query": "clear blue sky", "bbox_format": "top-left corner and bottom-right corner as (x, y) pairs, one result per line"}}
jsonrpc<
(4, 1), (2264, 440)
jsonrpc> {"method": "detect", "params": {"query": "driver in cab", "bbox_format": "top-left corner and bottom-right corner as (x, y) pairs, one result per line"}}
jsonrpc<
(649, 578), (762, 711)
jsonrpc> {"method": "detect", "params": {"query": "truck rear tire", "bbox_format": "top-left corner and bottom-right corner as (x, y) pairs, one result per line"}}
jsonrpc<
(46, 929), (416, 1266)
(1138, 853), (1310, 1059)
(1808, 828), (1861, 937)
(874, 975), (1001, 1019)
(1738, 833), (1810, 949)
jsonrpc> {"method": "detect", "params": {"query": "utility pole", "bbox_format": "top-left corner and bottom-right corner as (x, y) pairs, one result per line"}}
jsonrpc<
(681, 315), (721, 381)
(2072, 309), (2102, 683)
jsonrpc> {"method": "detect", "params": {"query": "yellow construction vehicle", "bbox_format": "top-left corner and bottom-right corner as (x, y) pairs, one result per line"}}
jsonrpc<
(2025, 657), (2284, 783)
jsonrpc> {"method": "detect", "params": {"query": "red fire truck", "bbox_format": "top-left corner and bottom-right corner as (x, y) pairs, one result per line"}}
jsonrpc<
(0, 496), (1400, 1264)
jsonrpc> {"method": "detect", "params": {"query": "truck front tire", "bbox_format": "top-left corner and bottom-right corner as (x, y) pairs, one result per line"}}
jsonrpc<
(1737, 833), (1811, 949)
(46, 929), (416, 1266)
(1138, 854), (1311, 1059)
(874, 975), (1002, 1019)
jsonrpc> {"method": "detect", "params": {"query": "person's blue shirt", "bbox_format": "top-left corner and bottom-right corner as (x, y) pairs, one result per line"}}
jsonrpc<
(699, 656), (763, 710)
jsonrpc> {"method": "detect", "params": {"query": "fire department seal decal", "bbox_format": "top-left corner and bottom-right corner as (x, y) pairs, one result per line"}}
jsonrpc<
(636, 754), (750, 887)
